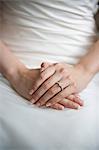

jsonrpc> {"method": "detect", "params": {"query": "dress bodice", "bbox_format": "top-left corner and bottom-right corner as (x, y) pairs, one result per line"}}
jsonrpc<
(1, 0), (99, 67)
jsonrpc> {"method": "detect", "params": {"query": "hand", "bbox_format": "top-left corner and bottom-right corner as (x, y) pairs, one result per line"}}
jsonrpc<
(9, 66), (40, 100)
(9, 65), (80, 110)
(29, 62), (85, 109)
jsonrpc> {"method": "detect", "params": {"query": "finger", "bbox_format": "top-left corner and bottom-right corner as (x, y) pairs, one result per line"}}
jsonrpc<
(59, 99), (80, 109)
(74, 93), (80, 98)
(40, 62), (58, 72)
(40, 62), (51, 72)
(72, 95), (84, 106)
(31, 71), (62, 104)
(29, 65), (55, 95)
(67, 95), (84, 106)
(46, 84), (76, 107)
(35, 77), (71, 106)
(50, 103), (64, 110)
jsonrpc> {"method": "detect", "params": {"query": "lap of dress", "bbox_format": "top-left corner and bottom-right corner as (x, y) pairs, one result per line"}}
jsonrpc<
(0, 72), (99, 150)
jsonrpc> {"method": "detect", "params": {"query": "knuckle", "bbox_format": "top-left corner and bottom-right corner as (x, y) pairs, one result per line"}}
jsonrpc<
(59, 68), (64, 73)
(59, 68), (67, 77)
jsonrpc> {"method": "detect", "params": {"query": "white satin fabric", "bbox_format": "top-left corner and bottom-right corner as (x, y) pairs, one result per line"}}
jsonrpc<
(0, 1), (99, 150)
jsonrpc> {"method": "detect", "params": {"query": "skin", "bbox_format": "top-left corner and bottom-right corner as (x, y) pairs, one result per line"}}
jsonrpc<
(30, 62), (94, 107)
(0, 9), (99, 110)
(0, 42), (82, 110)
(31, 39), (99, 108)
(29, 10), (99, 107)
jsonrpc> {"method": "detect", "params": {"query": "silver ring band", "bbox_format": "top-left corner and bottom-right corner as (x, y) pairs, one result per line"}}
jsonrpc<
(56, 82), (63, 91)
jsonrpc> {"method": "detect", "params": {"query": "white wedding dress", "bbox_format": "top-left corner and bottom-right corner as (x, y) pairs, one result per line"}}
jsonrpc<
(0, 1), (99, 150)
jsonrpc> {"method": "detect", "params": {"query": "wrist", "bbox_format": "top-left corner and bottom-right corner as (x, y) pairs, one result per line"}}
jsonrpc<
(4, 63), (27, 84)
(75, 62), (95, 78)
(77, 40), (99, 76)
(0, 42), (27, 82)
(78, 61), (98, 76)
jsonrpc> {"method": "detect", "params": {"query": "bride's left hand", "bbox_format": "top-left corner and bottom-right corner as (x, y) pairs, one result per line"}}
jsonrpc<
(29, 62), (93, 107)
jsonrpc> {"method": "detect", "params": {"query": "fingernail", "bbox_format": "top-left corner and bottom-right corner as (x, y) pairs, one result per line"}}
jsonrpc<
(74, 97), (84, 106)
(41, 62), (45, 67)
(75, 105), (80, 109)
(77, 99), (84, 106)
(77, 105), (81, 109)
(60, 106), (64, 110)
(31, 99), (35, 104)
(46, 103), (51, 107)
(29, 89), (34, 95)
(79, 102), (84, 106)
(80, 100), (84, 106)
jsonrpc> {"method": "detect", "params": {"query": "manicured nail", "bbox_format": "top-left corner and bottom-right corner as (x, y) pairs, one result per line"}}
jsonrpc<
(31, 99), (35, 104)
(46, 103), (51, 107)
(29, 89), (34, 95)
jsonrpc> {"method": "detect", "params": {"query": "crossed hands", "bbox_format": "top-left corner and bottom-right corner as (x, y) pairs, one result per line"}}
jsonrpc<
(11, 62), (93, 110)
